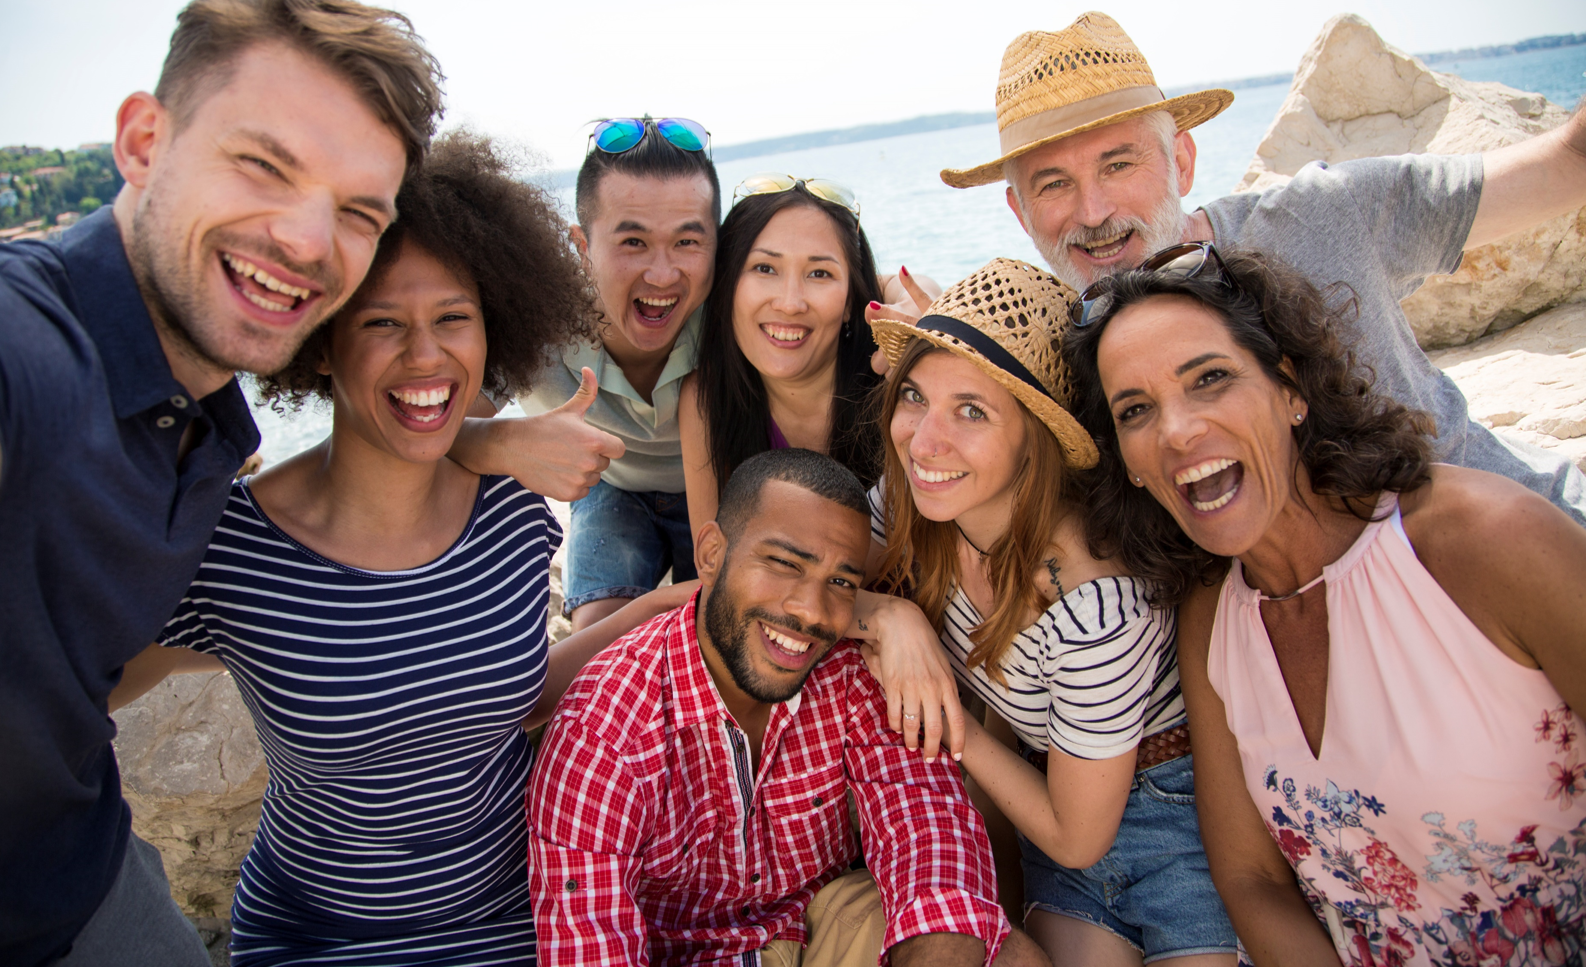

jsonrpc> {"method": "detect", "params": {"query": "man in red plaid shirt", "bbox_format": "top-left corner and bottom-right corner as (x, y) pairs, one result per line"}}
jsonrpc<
(527, 449), (1044, 966)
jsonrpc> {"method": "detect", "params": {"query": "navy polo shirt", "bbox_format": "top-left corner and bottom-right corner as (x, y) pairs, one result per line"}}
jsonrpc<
(0, 208), (260, 967)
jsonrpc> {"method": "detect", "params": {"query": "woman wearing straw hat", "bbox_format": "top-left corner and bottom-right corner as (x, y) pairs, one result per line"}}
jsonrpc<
(860, 259), (1237, 966)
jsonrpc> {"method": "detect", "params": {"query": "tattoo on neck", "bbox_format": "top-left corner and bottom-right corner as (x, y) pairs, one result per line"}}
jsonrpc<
(857, 619), (869, 632)
(1044, 557), (1064, 595)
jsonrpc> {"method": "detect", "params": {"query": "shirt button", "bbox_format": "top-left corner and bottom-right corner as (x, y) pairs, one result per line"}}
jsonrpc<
(170, 395), (189, 409)
(741, 905), (751, 917)
(812, 796), (823, 807)
(750, 873), (760, 883)
(155, 415), (176, 429)
(565, 878), (579, 891)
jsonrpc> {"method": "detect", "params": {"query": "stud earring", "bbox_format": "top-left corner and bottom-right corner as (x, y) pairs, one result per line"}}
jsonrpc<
(1132, 475), (1143, 486)
(1294, 412), (1305, 423)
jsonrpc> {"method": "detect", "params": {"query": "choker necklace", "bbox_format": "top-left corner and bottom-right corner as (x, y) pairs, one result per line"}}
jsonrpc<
(955, 522), (991, 557)
(1255, 572), (1325, 603)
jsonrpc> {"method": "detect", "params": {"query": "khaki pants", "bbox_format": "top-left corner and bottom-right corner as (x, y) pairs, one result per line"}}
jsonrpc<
(762, 869), (887, 967)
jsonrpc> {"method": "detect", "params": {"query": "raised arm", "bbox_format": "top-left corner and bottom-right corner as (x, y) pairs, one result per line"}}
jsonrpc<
(1466, 103), (1586, 249)
(526, 715), (652, 966)
(677, 374), (719, 535)
(449, 367), (625, 502)
(1177, 582), (1343, 966)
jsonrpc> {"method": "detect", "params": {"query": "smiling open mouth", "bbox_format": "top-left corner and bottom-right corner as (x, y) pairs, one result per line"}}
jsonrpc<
(760, 620), (811, 656)
(1175, 458), (1243, 512)
(634, 295), (678, 327)
(1075, 229), (1133, 260)
(222, 253), (314, 314)
(387, 384), (454, 425)
(761, 324), (809, 344)
(912, 460), (967, 484)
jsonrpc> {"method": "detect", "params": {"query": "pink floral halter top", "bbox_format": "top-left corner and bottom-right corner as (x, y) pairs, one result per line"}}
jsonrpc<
(1208, 494), (1585, 966)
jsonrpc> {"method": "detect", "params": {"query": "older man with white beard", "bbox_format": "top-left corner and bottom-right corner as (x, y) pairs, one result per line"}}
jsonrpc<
(872, 11), (1586, 525)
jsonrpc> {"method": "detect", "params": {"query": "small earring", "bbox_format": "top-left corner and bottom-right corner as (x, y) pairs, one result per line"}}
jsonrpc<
(843, 318), (852, 338)
(1132, 475), (1143, 486)
(1294, 412), (1305, 423)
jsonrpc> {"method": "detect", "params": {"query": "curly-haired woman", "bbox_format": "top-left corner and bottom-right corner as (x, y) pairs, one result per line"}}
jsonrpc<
(1063, 244), (1586, 966)
(110, 133), (692, 966)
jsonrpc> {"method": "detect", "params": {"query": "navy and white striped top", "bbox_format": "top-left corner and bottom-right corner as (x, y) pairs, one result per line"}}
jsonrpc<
(160, 475), (557, 966)
(869, 486), (1183, 760)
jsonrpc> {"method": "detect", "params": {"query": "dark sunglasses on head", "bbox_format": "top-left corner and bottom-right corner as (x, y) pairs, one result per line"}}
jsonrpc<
(1068, 241), (1234, 329)
(589, 117), (710, 156)
(731, 173), (861, 218)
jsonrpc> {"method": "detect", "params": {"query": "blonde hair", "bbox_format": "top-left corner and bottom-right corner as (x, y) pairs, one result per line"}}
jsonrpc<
(875, 340), (1072, 685)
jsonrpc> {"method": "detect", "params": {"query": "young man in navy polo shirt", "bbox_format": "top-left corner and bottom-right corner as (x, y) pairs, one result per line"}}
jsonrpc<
(0, 2), (442, 964)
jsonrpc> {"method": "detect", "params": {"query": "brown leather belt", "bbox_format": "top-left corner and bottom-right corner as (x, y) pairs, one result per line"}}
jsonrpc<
(1021, 723), (1191, 775)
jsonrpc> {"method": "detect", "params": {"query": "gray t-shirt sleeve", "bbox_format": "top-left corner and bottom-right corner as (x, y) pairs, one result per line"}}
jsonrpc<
(1206, 153), (1481, 300)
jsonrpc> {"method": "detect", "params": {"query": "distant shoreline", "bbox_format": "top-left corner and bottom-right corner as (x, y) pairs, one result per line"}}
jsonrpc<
(532, 31), (1584, 189)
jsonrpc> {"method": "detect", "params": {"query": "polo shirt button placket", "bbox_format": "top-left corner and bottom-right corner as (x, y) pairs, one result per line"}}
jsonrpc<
(155, 415), (176, 429)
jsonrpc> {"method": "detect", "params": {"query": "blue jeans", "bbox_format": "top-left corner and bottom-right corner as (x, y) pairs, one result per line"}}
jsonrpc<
(1019, 753), (1237, 962)
(563, 480), (696, 616)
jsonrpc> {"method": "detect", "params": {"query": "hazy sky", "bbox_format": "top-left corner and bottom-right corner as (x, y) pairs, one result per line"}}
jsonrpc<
(4, 0), (1582, 169)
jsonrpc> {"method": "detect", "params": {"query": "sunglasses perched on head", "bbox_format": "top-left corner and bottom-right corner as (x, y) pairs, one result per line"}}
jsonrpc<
(732, 173), (861, 218)
(589, 117), (710, 155)
(1068, 242), (1234, 328)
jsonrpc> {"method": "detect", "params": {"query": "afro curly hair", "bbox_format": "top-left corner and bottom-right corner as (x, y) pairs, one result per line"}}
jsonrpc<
(255, 129), (594, 411)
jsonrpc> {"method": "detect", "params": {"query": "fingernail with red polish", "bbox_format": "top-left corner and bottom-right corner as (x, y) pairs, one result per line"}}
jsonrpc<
(900, 265), (910, 276)
(868, 301), (882, 310)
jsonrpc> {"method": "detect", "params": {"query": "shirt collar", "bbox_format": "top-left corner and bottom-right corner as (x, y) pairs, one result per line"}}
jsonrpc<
(667, 589), (805, 728)
(55, 208), (184, 420)
(54, 208), (261, 459)
(565, 306), (702, 406)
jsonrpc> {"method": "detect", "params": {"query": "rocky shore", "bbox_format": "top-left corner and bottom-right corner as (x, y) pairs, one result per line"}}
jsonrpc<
(110, 14), (1585, 963)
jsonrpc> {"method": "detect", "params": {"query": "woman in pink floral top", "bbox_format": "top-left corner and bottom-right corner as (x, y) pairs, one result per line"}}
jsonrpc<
(1060, 247), (1586, 966)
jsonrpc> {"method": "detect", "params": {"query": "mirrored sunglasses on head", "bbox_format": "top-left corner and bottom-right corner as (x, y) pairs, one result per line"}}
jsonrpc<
(589, 117), (710, 155)
(731, 173), (860, 218)
(1068, 241), (1234, 329)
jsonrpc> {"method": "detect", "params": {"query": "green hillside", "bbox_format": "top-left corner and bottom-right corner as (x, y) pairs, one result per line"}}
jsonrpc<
(0, 144), (123, 230)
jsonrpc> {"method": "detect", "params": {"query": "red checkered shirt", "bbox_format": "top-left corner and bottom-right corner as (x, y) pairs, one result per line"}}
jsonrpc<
(526, 594), (1008, 966)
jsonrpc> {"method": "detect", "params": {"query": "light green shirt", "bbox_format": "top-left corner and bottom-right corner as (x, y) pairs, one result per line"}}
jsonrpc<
(518, 308), (701, 494)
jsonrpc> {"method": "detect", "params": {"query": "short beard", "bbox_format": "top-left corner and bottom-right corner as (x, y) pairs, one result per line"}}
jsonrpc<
(1029, 182), (1189, 292)
(126, 176), (343, 381)
(702, 568), (838, 704)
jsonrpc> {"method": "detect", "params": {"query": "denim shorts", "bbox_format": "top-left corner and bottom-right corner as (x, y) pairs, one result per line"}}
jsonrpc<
(1019, 753), (1236, 962)
(563, 480), (697, 615)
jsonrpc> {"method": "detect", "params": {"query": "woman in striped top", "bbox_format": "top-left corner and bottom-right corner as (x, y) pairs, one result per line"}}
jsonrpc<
(111, 133), (692, 966)
(855, 261), (1236, 967)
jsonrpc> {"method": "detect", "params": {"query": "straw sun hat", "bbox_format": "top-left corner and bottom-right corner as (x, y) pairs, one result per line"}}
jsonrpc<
(941, 12), (1233, 189)
(870, 258), (1098, 469)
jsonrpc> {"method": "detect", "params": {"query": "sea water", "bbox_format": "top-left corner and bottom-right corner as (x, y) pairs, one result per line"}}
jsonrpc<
(247, 47), (1586, 464)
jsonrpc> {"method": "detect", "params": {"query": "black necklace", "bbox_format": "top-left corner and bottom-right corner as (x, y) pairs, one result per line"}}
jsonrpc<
(955, 522), (991, 557)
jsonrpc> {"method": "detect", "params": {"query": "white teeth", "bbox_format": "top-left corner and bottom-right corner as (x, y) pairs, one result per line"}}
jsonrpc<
(1174, 458), (1237, 487)
(636, 296), (678, 307)
(241, 289), (292, 313)
(1191, 485), (1239, 512)
(912, 461), (967, 484)
(223, 253), (313, 300)
(762, 325), (808, 342)
(392, 386), (451, 407)
(1082, 231), (1129, 252)
(761, 622), (810, 655)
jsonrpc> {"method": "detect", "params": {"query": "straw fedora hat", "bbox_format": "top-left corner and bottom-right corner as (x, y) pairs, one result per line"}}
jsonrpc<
(870, 258), (1098, 469)
(941, 12), (1233, 189)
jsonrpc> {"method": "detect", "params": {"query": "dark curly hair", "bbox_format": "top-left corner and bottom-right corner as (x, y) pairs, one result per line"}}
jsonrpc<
(1062, 249), (1435, 606)
(255, 130), (593, 409)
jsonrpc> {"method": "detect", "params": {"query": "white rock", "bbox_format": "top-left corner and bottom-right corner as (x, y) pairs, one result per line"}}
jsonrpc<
(112, 671), (265, 919)
(1234, 14), (1585, 348)
(1429, 302), (1586, 471)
